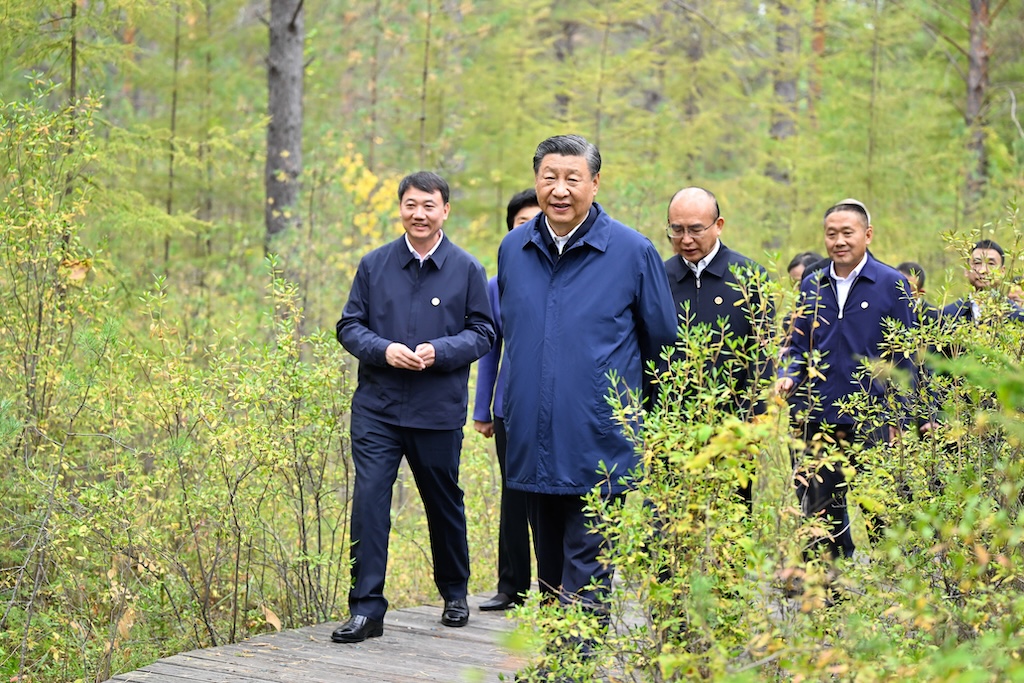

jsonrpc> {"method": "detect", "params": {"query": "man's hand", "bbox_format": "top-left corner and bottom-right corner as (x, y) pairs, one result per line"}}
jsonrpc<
(386, 342), (426, 370)
(414, 342), (436, 368)
(473, 420), (494, 438)
(888, 425), (902, 445)
(775, 377), (794, 396)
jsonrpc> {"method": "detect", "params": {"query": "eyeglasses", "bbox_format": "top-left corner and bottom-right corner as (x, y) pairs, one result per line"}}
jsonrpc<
(666, 218), (718, 239)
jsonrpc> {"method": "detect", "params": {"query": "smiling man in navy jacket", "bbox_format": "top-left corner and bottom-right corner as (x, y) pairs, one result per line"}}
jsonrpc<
(776, 198), (915, 561)
(333, 171), (494, 643)
(498, 135), (676, 614)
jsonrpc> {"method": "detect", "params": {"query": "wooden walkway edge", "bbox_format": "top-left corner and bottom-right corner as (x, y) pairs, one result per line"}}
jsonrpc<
(105, 595), (524, 682)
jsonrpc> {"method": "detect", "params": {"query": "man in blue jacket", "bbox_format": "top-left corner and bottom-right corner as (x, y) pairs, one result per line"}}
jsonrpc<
(498, 135), (676, 612)
(942, 239), (1024, 324)
(332, 172), (495, 643)
(776, 198), (915, 560)
(472, 189), (541, 612)
(662, 186), (772, 506)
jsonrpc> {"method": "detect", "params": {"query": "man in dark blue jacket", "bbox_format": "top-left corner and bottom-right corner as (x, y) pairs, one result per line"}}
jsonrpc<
(472, 189), (541, 612)
(662, 186), (771, 505)
(942, 240), (1024, 324)
(776, 198), (915, 560)
(332, 172), (494, 643)
(498, 135), (676, 612)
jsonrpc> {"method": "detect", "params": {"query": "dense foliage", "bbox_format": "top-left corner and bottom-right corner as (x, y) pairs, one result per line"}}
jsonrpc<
(2, 1), (1024, 681)
(512, 230), (1024, 681)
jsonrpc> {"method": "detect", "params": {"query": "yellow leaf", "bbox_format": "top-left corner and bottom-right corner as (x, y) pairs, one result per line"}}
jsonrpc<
(263, 605), (282, 631)
(117, 608), (136, 640)
(60, 258), (91, 282)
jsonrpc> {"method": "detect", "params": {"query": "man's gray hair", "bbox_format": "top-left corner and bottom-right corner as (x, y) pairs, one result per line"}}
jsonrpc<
(532, 135), (601, 178)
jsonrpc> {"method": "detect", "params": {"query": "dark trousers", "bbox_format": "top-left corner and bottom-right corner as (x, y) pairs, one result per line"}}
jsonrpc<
(493, 418), (534, 597)
(348, 412), (470, 620)
(794, 423), (887, 560)
(527, 491), (624, 610)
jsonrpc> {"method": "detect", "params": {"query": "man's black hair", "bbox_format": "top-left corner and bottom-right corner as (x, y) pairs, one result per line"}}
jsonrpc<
(532, 135), (601, 177)
(788, 251), (825, 272)
(973, 239), (1005, 263)
(896, 261), (926, 289)
(823, 201), (870, 228)
(505, 189), (539, 231)
(398, 171), (449, 204)
(666, 187), (720, 222)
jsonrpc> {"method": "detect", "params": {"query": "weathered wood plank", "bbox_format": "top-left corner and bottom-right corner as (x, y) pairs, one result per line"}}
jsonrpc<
(105, 596), (524, 683)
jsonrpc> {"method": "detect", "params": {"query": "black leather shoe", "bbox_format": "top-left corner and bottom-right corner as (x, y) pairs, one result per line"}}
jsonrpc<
(479, 592), (522, 611)
(441, 597), (469, 627)
(331, 614), (384, 643)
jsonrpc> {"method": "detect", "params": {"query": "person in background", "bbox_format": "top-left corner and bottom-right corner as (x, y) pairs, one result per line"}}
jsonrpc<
(942, 240), (1024, 323)
(662, 186), (771, 507)
(776, 198), (916, 561)
(497, 134), (676, 614)
(787, 251), (826, 285)
(473, 189), (541, 612)
(332, 172), (495, 643)
(897, 261), (939, 322)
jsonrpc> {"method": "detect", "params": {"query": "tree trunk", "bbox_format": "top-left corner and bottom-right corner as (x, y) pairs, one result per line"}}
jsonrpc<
(594, 16), (611, 147)
(764, 0), (800, 249)
(166, 3), (181, 269)
(808, 0), (826, 125)
(767, 0), (798, 184)
(368, 0), (382, 173)
(418, 0), (433, 169)
(866, 0), (882, 207)
(553, 21), (579, 121)
(964, 0), (990, 215)
(265, 0), (305, 245)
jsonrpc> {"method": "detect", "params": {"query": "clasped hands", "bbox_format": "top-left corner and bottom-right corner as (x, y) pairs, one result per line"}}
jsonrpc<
(386, 342), (435, 370)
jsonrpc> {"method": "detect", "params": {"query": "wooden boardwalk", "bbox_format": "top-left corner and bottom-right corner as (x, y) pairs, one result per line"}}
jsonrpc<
(105, 595), (524, 682)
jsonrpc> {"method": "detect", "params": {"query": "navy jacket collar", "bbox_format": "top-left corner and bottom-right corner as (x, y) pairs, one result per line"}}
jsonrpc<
(672, 242), (733, 282)
(817, 253), (881, 287)
(398, 233), (450, 270)
(522, 204), (608, 260)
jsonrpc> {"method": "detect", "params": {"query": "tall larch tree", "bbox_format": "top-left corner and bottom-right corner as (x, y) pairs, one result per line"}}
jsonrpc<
(265, 0), (305, 245)
(964, 0), (992, 215)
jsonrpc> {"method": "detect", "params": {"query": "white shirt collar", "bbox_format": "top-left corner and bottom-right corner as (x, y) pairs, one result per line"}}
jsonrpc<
(545, 215), (586, 254)
(405, 230), (444, 264)
(829, 251), (868, 283)
(683, 239), (722, 278)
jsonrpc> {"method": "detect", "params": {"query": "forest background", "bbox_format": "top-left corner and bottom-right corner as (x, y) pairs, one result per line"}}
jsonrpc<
(3, 0), (1024, 681)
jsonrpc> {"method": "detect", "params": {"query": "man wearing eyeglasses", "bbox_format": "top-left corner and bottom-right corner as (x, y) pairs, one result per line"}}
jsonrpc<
(661, 186), (771, 507)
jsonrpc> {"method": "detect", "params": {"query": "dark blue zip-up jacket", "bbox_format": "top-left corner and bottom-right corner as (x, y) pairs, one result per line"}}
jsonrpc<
(941, 297), (1024, 324)
(663, 243), (772, 417)
(497, 204), (677, 495)
(337, 235), (495, 430)
(779, 255), (915, 427)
